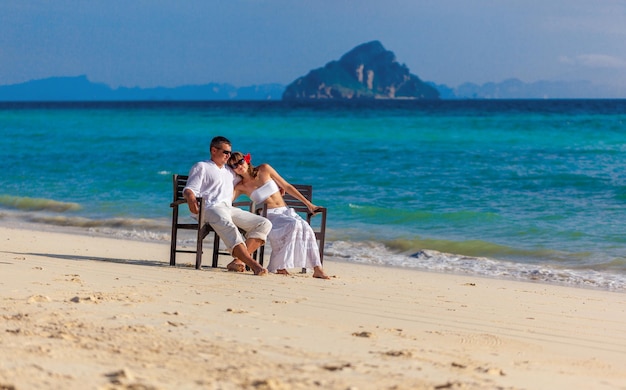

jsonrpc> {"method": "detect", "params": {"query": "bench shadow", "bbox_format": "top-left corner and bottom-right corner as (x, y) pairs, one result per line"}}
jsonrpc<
(3, 250), (172, 268)
(2, 249), (237, 271)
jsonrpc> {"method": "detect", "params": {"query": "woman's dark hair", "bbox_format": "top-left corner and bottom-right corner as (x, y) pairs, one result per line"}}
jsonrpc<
(229, 151), (259, 178)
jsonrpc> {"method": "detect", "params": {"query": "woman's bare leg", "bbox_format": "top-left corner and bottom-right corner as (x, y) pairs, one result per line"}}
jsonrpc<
(312, 266), (330, 279)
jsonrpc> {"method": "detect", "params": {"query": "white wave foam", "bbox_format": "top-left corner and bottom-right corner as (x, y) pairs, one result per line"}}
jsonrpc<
(325, 241), (626, 291)
(87, 227), (170, 242)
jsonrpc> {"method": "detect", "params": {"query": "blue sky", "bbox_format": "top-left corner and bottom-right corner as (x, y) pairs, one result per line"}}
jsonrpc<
(2, 0), (626, 91)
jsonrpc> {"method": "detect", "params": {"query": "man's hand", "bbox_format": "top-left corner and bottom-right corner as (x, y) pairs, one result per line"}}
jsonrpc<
(184, 189), (199, 214)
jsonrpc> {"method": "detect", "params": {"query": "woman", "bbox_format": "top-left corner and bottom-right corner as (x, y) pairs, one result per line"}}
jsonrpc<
(228, 152), (330, 279)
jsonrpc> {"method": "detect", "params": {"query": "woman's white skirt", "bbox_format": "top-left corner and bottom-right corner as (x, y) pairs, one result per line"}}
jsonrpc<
(265, 206), (321, 272)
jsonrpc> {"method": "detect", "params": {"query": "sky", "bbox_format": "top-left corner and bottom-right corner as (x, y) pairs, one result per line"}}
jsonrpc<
(2, 0), (626, 92)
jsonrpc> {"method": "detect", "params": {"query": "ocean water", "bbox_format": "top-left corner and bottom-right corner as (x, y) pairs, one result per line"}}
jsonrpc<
(2, 100), (626, 291)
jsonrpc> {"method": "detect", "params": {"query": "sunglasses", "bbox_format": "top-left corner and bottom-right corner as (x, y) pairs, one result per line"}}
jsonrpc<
(229, 158), (245, 169)
(214, 147), (232, 156)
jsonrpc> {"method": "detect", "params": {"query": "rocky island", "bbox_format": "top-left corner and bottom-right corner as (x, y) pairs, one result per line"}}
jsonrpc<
(282, 41), (439, 100)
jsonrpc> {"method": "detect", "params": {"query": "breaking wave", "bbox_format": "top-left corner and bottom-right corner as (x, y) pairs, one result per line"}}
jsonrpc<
(0, 195), (81, 212)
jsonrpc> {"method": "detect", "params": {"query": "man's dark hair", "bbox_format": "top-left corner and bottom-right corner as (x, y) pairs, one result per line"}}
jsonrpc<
(210, 136), (231, 149)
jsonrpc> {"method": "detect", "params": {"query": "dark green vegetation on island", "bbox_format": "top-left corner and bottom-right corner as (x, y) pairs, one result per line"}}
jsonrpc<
(282, 41), (439, 101)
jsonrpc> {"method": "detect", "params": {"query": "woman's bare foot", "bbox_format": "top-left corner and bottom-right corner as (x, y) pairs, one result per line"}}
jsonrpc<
(227, 259), (245, 272)
(313, 266), (330, 279)
(276, 269), (290, 275)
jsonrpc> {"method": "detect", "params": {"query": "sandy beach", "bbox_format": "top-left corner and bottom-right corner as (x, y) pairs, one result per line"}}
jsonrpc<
(1, 225), (625, 390)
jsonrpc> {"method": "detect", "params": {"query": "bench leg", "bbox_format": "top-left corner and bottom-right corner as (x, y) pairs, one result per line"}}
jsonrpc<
(195, 227), (204, 270)
(212, 232), (220, 268)
(170, 208), (179, 266)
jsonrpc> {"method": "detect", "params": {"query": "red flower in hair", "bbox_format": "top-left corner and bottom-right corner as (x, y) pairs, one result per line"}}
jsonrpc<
(244, 153), (251, 164)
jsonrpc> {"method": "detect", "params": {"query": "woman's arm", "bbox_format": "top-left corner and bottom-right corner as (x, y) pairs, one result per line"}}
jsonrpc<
(265, 164), (322, 213)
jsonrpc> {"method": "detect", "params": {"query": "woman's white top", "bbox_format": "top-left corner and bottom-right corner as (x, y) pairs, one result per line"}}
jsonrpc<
(250, 179), (280, 204)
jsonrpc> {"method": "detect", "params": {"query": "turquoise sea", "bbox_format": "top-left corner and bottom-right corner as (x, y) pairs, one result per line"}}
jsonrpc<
(2, 100), (626, 290)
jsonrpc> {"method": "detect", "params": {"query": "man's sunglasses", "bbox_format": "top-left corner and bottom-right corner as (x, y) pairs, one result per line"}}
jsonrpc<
(214, 147), (232, 156)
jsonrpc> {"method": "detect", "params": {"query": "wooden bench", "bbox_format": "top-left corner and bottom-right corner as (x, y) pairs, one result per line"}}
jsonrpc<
(169, 174), (256, 269)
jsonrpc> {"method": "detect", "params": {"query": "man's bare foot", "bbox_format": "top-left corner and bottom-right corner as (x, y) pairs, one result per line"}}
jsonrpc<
(313, 266), (330, 279)
(276, 269), (290, 275)
(227, 259), (245, 272)
(254, 268), (268, 276)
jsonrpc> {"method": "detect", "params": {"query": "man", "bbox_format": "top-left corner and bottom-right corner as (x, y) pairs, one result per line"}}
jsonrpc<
(183, 136), (270, 275)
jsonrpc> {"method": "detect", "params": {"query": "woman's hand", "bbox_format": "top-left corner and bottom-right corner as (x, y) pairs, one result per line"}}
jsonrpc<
(308, 204), (324, 215)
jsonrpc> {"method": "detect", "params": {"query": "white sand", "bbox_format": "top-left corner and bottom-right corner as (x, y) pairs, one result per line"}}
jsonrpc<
(1, 225), (625, 389)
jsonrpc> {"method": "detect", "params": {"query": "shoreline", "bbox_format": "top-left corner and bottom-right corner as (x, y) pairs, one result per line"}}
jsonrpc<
(3, 213), (626, 293)
(1, 225), (625, 389)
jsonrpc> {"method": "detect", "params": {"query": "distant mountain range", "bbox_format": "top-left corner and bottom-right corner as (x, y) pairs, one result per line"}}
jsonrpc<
(431, 78), (621, 99)
(0, 75), (285, 101)
(0, 75), (620, 101)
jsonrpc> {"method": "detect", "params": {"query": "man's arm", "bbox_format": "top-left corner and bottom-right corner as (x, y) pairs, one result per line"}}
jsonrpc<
(183, 162), (204, 215)
(183, 188), (199, 214)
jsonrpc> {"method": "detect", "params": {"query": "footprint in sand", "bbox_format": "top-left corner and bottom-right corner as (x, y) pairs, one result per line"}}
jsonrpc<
(65, 274), (83, 283)
(382, 350), (413, 357)
(27, 295), (51, 303)
(226, 308), (248, 314)
(352, 331), (373, 338)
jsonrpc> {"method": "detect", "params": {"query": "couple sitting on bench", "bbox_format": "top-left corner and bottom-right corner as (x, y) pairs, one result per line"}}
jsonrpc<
(183, 136), (329, 279)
